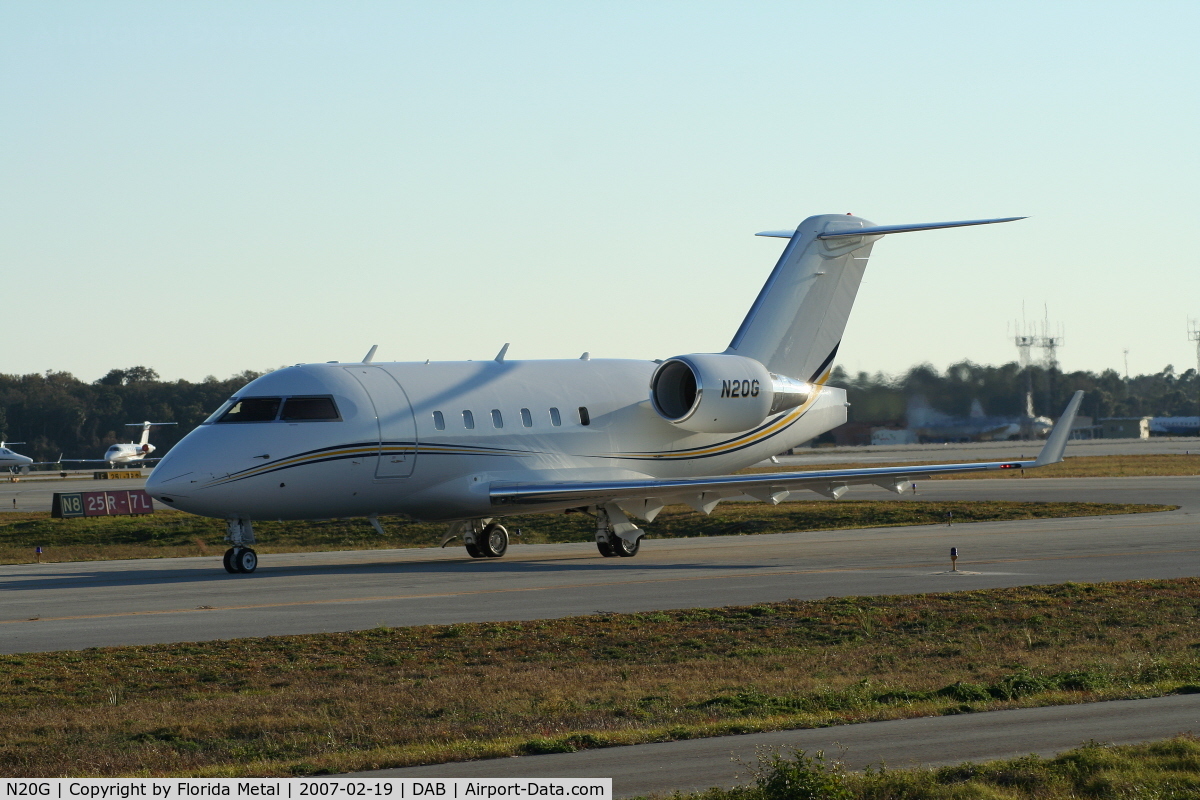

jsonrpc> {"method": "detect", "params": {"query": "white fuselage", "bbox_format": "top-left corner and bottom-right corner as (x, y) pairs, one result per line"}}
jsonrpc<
(105, 443), (155, 466)
(146, 359), (847, 522)
(0, 447), (34, 470)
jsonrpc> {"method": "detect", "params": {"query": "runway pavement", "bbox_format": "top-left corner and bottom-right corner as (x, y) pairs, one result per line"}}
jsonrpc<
(2, 476), (1197, 654)
(351, 694), (1200, 797)
(3, 474), (1198, 792)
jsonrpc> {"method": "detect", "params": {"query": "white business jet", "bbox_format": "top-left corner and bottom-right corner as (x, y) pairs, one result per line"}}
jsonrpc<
(0, 442), (34, 474)
(62, 422), (179, 469)
(146, 214), (1084, 574)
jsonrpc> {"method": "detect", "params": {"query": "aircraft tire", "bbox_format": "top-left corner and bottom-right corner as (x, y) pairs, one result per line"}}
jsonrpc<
(596, 538), (616, 557)
(480, 523), (508, 557)
(222, 548), (238, 574)
(614, 534), (640, 557)
(234, 547), (258, 573)
(465, 539), (484, 558)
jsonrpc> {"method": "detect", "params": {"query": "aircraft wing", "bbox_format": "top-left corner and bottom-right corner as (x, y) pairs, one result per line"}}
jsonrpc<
(491, 391), (1084, 516)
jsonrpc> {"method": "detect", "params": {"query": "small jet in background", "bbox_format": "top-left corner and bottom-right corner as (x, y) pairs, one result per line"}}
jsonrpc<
(61, 421), (179, 469)
(0, 442), (34, 474)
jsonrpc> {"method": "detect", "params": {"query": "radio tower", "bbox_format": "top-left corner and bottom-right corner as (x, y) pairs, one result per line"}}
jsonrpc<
(1189, 320), (1200, 415)
(1011, 306), (1065, 438)
(1013, 327), (1036, 417)
(1036, 305), (1065, 370)
(1012, 316), (1037, 438)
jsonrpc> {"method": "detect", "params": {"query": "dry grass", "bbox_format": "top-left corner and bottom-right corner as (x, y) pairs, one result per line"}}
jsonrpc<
(1, 578), (1198, 777)
(742, 452), (1200, 479)
(656, 735), (1200, 799)
(0, 501), (1169, 565)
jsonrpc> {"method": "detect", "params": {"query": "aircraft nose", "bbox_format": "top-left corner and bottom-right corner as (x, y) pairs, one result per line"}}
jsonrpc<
(145, 465), (195, 499)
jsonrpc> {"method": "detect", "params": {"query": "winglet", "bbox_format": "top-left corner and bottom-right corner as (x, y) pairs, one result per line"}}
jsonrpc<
(495, 343), (510, 363)
(362, 345), (378, 364)
(1033, 390), (1084, 467)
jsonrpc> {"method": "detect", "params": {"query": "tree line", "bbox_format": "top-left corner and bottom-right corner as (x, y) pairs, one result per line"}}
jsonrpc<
(829, 361), (1200, 427)
(2, 361), (1198, 462)
(0, 367), (261, 463)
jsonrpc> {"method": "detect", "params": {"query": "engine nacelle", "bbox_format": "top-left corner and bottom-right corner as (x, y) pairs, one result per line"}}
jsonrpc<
(649, 353), (811, 433)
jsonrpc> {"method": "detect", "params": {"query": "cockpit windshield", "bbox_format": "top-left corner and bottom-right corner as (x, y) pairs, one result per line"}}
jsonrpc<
(280, 396), (340, 421)
(217, 397), (282, 423)
(207, 395), (341, 424)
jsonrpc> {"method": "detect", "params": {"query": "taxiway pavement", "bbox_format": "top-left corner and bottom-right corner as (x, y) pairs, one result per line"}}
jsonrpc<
(2, 476), (1197, 654)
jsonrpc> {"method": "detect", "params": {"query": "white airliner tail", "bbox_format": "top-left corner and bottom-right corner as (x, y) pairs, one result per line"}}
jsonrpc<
(125, 421), (178, 447)
(726, 215), (1023, 383)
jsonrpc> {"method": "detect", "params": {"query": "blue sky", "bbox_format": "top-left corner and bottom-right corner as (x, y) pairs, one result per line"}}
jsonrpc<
(4, 2), (1198, 382)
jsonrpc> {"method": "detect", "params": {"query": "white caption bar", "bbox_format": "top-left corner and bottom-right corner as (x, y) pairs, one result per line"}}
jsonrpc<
(0, 780), (612, 800)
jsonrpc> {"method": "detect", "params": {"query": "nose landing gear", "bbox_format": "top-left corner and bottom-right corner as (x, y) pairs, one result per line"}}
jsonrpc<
(222, 546), (259, 573)
(222, 517), (259, 574)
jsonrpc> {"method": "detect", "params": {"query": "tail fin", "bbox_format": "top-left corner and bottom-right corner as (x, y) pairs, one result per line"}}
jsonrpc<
(725, 214), (1023, 383)
(125, 421), (178, 447)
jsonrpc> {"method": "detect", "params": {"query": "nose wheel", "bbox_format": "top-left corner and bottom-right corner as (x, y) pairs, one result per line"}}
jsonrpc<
(223, 547), (258, 574)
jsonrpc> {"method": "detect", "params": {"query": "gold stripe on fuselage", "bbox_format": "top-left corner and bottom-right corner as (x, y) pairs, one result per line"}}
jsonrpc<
(611, 373), (831, 460)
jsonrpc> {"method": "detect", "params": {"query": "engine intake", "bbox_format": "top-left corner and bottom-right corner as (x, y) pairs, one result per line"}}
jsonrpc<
(649, 353), (811, 433)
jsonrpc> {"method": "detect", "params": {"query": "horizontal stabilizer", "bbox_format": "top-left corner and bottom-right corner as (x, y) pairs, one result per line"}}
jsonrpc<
(756, 217), (1025, 240)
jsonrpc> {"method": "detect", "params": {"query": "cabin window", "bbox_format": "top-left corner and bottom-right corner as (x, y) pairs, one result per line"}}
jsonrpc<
(520, 408), (533, 428)
(433, 411), (445, 430)
(491, 409), (504, 428)
(462, 410), (475, 430)
(578, 406), (590, 426)
(549, 407), (562, 426)
(217, 397), (281, 423)
(280, 396), (340, 421)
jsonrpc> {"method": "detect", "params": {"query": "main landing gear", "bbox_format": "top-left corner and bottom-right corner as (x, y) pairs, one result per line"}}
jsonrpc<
(444, 507), (646, 561)
(222, 517), (258, 574)
(595, 504), (644, 558)
(596, 533), (640, 558)
(465, 520), (509, 558)
(441, 519), (510, 558)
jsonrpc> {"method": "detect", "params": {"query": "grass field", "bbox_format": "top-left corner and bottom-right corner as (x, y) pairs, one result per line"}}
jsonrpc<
(742, 452), (1200, 479)
(657, 736), (1200, 799)
(1, 578), (1199, 777)
(0, 500), (1171, 564)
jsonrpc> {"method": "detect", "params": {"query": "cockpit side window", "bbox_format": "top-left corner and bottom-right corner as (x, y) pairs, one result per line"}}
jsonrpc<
(217, 397), (282, 423)
(280, 396), (340, 421)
